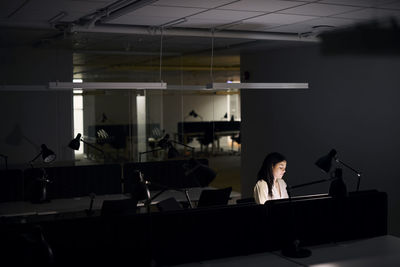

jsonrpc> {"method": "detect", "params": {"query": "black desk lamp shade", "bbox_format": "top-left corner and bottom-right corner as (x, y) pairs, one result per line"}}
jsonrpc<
(41, 144), (56, 163)
(68, 133), (81, 150)
(30, 144), (56, 164)
(27, 144), (55, 203)
(315, 149), (337, 173)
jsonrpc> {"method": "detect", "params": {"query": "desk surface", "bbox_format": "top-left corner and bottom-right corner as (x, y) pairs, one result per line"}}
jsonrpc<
(0, 187), (241, 219)
(174, 235), (400, 267)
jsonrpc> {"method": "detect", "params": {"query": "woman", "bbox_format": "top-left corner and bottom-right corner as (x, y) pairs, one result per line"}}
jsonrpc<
(254, 152), (289, 204)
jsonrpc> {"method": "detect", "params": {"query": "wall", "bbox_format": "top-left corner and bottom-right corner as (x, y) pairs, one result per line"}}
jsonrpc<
(162, 91), (228, 137)
(0, 47), (73, 167)
(241, 43), (400, 236)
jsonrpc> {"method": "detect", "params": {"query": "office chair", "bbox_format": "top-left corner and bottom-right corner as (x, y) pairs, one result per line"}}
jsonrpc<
(197, 187), (232, 208)
(198, 124), (217, 153)
(156, 197), (183, 212)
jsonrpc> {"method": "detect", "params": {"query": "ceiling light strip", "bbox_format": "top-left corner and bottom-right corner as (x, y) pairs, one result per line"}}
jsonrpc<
(0, 85), (48, 91)
(207, 83), (309, 90)
(167, 85), (208, 90)
(48, 82), (167, 90)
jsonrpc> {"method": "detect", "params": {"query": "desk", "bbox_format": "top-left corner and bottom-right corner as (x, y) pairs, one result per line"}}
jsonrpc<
(0, 191), (387, 265)
(173, 235), (400, 267)
(177, 121), (240, 153)
(0, 187), (241, 223)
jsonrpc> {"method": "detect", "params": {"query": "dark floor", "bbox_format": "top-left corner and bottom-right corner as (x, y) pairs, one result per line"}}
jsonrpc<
(208, 154), (241, 194)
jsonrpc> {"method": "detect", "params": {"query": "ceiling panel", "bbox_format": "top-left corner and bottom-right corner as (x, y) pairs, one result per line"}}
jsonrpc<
(218, 0), (303, 12)
(266, 16), (360, 34)
(228, 23), (278, 31)
(333, 7), (400, 20)
(227, 13), (317, 31)
(152, 0), (235, 8)
(279, 3), (362, 16)
(319, 0), (396, 7)
(177, 18), (234, 29)
(379, 2), (400, 9)
(8, 9), (86, 22)
(108, 15), (173, 26)
(2, 0), (110, 22)
(190, 9), (264, 20)
(110, 5), (205, 20)
(266, 23), (314, 34)
(301, 17), (358, 28)
(243, 13), (316, 25)
(3, 0), (400, 82)
(23, 0), (105, 14)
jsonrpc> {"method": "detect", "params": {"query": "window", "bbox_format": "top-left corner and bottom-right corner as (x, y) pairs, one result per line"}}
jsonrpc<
(73, 79), (83, 155)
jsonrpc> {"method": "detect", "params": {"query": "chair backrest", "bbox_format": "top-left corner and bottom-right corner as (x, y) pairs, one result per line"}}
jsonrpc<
(197, 187), (232, 208)
(101, 198), (138, 217)
(157, 197), (183, 212)
(236, 197), (255, 204)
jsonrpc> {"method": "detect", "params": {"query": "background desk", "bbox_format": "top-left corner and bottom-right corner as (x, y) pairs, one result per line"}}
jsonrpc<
(177, 121), (240, 153)
(0, 187), (241, 223)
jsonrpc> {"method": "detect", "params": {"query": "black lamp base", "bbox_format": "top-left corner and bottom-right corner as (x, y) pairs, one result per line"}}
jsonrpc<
(282, 240), (312, 258)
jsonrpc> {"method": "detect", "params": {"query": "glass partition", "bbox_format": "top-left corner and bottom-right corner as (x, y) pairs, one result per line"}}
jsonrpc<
(77, 88), (241, 163)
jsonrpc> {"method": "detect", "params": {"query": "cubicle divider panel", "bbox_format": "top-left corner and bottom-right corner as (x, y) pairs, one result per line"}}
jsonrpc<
(23, 164), (122, 200)
(0, 169), (24, 202)
(265, 190), (388, 249)
(0, 190), (387, 265)
(123, 159), (209, 190)
(148, 204), (269, 265)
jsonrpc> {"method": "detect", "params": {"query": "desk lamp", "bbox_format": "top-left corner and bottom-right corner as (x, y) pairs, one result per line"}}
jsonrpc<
(28, 144), (56, 203)
(139, 134), (195, 162)
(185, 110), (203, 121)
(69, 133), (107, 162)
(30, 144), (56, 164)
(315, 149), (362, 191)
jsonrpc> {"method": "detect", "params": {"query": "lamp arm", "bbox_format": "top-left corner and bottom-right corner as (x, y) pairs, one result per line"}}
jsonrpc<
(81, 138), (118, 162)
(169, 140), (195, 155)
(139, 148), (165, 162)
(29, 151), (43, 165)
(289, 177), (334, 190)
(336, 159), (361, 176)
(336, 159), (361, 191)
(80, 139), (105, 154)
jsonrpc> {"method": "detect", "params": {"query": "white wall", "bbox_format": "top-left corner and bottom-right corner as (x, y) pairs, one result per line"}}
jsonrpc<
(162, 91), (228, 137)
(241, 43), (400, 236)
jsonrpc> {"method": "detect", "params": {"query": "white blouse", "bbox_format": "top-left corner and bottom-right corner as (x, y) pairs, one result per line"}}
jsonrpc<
(253, 179), (289, 204)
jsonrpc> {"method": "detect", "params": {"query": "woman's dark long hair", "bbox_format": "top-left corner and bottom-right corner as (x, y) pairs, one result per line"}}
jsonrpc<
(257, 152), (286, 197)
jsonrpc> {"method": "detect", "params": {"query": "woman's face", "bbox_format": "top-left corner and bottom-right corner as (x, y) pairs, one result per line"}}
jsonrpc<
(272, 160), (287, 180)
